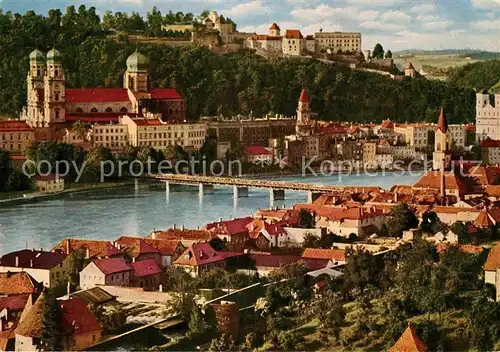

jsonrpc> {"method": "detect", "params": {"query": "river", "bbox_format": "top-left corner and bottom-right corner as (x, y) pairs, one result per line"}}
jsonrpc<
(0, 171), (424, 255)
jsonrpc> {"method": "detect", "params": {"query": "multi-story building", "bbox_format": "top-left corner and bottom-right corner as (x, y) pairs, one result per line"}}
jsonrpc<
(245, 23), (282, 52)
(476, 92), (500, 142)
(92, 123), (129, 150)
(481, 139), (500, 165)
(314, 31), (361, 54)
(394, 123), (434, 148)
(282, 29), (304, 56)
(205, 116), (296, 146)
(363, 142), (377, 169)
(120, 115), (207, 150)
(0, 120), (34, 153)
(448, 124), (466, 148)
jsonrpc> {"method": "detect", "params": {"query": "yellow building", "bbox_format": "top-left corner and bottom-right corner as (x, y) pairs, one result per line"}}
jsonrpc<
(282, 29), (304, 56)
(315, 31), (361, 54)
(92, 123), (129, 150)
(0, 120), (34, 153)
(120, 115), (207, 150)
(35, 175), (65, 193)
(394, 123), (435, 148)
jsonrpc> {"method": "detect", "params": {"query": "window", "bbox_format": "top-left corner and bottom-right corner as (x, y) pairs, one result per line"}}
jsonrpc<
(76, 107), (83, 113)
(91, 108), (98, 113)
(55, 93), (59, 101)
(105, 107), (113, 113)
(55, 109), (60, 120)
(120, 107), (128, 113)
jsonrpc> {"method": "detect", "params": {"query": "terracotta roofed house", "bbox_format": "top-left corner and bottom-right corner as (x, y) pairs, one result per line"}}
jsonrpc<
(205, 217), (254, 252)
(150, 228), (218, 247)
(15, 295), (102, 351)
(114, 236), (161, 266)
(483, 242), (500, 299)
(79, 258), (132, 290)
(130, 258), (161, 290)
(173, 243), (244, 277)
(0, 250), (69, 288)
(389, 323), (426, 352)
(143, 239), (185, 267)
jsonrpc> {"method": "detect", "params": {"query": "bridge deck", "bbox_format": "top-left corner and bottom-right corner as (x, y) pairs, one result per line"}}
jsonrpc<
(147, 174), (381, 192)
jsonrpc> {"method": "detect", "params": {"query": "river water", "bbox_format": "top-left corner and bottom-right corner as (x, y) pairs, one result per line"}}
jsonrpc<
(0, 171), (424, 255)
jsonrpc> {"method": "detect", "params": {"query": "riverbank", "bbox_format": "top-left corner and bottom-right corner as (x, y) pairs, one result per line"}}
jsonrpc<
(0, 180), (135, 207)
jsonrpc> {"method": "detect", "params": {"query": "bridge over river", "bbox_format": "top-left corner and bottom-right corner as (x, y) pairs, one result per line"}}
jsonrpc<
(139, 174), (382, 204)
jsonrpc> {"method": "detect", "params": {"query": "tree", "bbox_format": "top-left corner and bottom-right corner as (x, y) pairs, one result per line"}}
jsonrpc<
(298, 209), (315, 229)
(385, 50), (393, 59)
(209, 334), (236, 352)
(373, 43), (385, 59)
(309, 291), (346, 342)
(420, 211), (440, 234)
(242, 332), (264, 350)
(273, 331), (304, 350)
(72, 121), (91, 140)
(386, 203), (419, 237)
(187, 305), (212, 338)
(39, 289), (63, 351)
(165, 292), (197, 320)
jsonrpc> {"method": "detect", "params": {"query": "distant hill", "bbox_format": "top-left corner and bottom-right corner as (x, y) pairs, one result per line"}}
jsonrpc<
(395, 49), (500, 60)
(447, 60), (500, 92)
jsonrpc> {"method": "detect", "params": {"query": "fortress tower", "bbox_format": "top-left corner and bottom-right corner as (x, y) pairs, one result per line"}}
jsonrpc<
(296, 88), (312, 136)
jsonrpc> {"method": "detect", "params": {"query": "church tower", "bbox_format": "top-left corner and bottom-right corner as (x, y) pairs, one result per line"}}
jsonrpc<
(26, 49), (46, 127)
(433, 107), (452, 171)
(124, 51), (150, 93)
(43, 48), (66, 126)
(296, 88), (312, 136)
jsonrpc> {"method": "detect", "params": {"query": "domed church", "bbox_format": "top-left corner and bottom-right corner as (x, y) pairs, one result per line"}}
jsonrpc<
(21, 49), (184, 138)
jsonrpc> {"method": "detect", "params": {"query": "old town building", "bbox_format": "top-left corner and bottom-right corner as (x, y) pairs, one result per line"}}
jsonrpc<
(476, 91), (500, 142)
(314, 31), (361, 54)
(0, 120), (34, 154)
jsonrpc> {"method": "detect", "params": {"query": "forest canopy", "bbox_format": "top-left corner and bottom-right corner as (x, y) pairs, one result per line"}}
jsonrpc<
(0, 5), (477, 123)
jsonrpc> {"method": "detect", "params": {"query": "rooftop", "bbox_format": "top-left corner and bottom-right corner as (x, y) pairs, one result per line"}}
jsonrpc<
(92, 258), (132, 275)
(52, 238), (122, 258)
(66, 88), (129, 103)
(0, 250), (67, 270)
(0, 272), (40, 296)
(130, 259), (161, 277)
(174, 243), (242, 267)
(302, 248), (346, 262)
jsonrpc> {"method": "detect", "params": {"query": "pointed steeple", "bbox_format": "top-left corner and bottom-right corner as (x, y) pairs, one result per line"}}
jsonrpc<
(299, 88), (309, 103)
(436, 107), (448, 133)
(389, 323), (427, 352)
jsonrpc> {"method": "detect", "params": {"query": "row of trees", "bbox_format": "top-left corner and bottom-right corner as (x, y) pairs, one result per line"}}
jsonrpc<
(0, 7), (476, 123)
(0, 150), (32, 192)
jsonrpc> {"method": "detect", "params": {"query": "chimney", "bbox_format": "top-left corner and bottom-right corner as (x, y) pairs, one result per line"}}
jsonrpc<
(15, 256), (19, 267)
(67, 281), (71, 296)
(173, 224), (176, 230)
(159, 284), (163, 292)
(393, 192), (397, 203)
(181, 225), (185, 231)
(151, 232), (157, 240)
(66, 239), (71, 255)
(85, 248), (90, 259)
(30, 259), (33, 267)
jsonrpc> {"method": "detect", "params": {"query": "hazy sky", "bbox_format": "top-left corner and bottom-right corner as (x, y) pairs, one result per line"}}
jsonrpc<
(1, 0), (499, 51)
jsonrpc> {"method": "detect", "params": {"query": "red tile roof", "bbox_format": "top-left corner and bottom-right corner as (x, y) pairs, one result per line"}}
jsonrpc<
(174, 243), (243, 266)
(381, 119), (394, 129)
(389, 324), (426, 352)
(414, 171), (469, 193)
(144, 239), (183, 256)
(206, 217), (254, 236)
(481, 139), (500, 148)
(115, 236), (159, 257)
(436, 107), (448, 133)
(436, 243), (483, 254)
(474, 210), (495, 228)
(150, 88), (183, 100)
(151, 228), (217, 242)
(299, 88), (309, 103)
(0, 294), (30, 312)
(60, 298), (102, 336)
(52, 238), (122, 258)
(249, 254), (329, 271)
(0, 120), (34, 132)
(294, 204), (384, 221)
(132, 118), (163, 126)
(0, 272), (40, 296)
(131, 259), (161, 277)
(302, 248), (346, 262)
(270, 23), (280, 30)
(0, 328), (15, 351)
(285, 29), (303, 39)
(93, 258), (131, 275)
(246, 146), (273, 156)
(263, 222), (287, 236)
(484, 242), (500, 271)
(0, 250), (66, 270)
(66, 115), (120, 123)
(66, 88), (129, 103)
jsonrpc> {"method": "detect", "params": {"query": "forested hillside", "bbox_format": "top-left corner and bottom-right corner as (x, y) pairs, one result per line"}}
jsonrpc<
(0, 5), (476, 123)
(448, 60), (500, 92)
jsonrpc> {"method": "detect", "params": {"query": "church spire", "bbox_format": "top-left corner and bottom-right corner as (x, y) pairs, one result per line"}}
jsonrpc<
(436, 107), (448, 133)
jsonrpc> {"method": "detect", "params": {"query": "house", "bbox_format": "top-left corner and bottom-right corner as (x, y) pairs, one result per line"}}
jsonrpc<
(389, 323), (426, 352)
(282, 29), (304, 56)
(254, 208), (300, 227)
(0, 294), (31, 327)
(205, 217), (253, 252)
(484, 242), (500, 300)
(79, 258), (132, 290)
(114, 236), (161, 266)
(34, 175), (64, 193)
(246, 146), (274, 166)
(0, 250), (69, 288)
(52, 238), (123, 260)
(0, 272), (41, 296)
(302, 248), (346, 265)
(143, 239), (185, 267)
(15, 296), (102, 351)
(248, 254), (329, 277)
(173, 243), (244, 277)
(130, 259), (161, 290)
(246, 219), (290, 249)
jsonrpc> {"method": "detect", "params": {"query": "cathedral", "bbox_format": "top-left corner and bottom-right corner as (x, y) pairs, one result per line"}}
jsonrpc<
(21, 48), (184, 139)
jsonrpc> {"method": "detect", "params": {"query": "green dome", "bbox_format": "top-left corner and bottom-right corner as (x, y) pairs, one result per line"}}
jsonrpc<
(29, 49), (45, 61)
(47, 48), (62, 62)
(126, 51), (149, 72)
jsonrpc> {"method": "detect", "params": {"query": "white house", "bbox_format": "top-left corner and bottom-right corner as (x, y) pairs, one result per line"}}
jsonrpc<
(79, 258), (132, 290)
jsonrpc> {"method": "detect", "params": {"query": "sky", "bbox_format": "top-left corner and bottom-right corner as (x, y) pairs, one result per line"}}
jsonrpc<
(1, 0), (499, 51)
